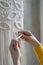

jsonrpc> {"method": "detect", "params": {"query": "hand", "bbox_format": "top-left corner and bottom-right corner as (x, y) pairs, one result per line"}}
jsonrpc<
(9, 40), (21, 65)
(18, 30), (40, 47)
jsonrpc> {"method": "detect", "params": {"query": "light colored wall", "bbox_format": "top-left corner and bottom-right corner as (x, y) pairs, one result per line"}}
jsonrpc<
(40, 0), (43, 44)
(24, 0), (40, 65)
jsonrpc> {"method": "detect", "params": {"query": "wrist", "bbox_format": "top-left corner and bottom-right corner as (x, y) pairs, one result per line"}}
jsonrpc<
(18, 60), (21, 65)
(13, 60), (21, 65)
(30, 35), (40, 48)
(33, 41), (40, 48)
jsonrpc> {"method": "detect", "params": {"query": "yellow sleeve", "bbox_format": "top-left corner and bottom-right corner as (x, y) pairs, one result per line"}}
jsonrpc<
(34, 44), (43, 65)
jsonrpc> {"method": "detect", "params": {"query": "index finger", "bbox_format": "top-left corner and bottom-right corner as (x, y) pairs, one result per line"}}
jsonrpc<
(18, 30), (32, 36)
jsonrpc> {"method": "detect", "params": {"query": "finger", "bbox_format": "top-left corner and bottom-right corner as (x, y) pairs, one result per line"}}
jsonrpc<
(18, 30), (32, 36)
(15, 40), (21, 48)
(11, 40), (17, 49)
(9, 40), (16, 52)
(20, 34), (29, 41)
(11, 40), (21, 49)
(18, 41), (21, 48)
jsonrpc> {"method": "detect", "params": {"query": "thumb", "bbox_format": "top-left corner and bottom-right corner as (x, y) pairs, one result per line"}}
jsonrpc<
(15, 41), (18, 48)
(16, 40), (21, 48)
(18, 41), (21, 48)
(15, 40), (21, 50)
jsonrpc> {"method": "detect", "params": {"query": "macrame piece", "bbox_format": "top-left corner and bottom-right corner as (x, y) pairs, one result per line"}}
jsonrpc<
(0, 0), (24, 65)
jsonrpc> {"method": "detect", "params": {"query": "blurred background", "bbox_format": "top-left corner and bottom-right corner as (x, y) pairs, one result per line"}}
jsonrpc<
(23, 0), (43, 65)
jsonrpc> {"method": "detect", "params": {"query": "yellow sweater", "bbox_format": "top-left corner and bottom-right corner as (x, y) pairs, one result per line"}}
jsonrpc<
(34, 44), (43, 65)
